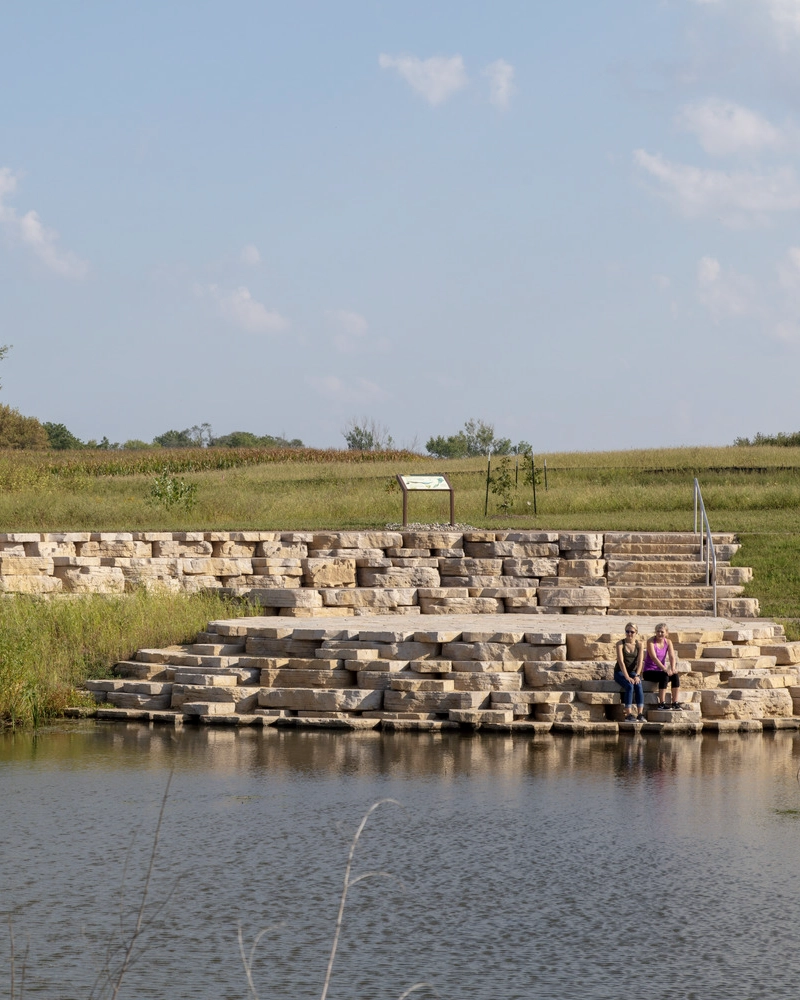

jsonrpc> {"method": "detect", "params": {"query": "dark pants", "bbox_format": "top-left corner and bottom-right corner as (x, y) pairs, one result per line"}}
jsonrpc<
(615, 669), (644, 709)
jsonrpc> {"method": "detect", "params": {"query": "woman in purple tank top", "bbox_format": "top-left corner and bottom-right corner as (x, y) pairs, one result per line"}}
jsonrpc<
(643, 623), (682, 710)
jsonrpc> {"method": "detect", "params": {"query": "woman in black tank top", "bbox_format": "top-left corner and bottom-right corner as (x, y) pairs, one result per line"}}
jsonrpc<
(615, 622), (644, 722)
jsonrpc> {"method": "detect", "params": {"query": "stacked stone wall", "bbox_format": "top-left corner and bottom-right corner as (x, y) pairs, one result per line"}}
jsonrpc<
(0, 529), (757, 617)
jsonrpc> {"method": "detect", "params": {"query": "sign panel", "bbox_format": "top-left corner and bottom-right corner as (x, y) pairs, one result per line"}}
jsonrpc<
(398, 475), (450, 491)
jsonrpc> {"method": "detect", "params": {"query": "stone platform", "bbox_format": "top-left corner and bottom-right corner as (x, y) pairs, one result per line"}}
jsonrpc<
(79, 613), (800, 736)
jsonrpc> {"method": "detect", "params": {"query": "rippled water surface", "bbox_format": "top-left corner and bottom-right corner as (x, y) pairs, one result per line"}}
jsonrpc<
(2, 724), (800, 1000)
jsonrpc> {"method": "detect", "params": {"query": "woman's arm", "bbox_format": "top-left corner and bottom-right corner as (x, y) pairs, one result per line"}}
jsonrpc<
(634, 641), (644, 675)
(616, 639), (631, 679)
(667, 639), (677, 671)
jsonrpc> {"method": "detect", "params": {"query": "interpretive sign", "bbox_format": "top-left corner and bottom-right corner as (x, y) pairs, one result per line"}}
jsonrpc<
(396, 474), (454, 526)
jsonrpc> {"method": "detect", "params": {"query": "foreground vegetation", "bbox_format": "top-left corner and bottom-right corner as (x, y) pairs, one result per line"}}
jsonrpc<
(0, 590), (255, 727)
(1, 442), (799, 727)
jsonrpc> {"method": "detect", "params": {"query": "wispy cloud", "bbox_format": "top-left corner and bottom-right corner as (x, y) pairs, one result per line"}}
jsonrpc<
(306, 374), (386, 403)
(0, 167), (89, 278)
(634, 149), (800, 225)
(483, 59), (516, 109)
(696, 256), (753, 320)
(201, 283), (289, 334)
(327, 308), (369, 352)
(378, 53), (467, 106)
(763, 0), (800, 44)
(240, 243), (261, 266)
(676, 99), (786, 156)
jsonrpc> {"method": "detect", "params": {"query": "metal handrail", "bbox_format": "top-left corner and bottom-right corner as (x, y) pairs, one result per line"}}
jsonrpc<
(693, 478), (717, 617)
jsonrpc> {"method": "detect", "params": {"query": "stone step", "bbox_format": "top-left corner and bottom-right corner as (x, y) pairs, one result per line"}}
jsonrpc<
(107, 691), (172, 710)
(189, 643), (246, 655)
(113, 660), (173, 680)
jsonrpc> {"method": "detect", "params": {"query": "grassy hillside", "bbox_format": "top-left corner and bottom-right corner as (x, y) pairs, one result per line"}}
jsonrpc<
(1, 441), (799, 727)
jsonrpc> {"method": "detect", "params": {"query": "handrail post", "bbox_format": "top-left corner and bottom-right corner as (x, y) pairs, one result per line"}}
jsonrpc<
(693, 479), (718, 617)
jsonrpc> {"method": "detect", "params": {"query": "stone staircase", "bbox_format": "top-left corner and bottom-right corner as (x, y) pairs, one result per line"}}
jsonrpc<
(605, 532), (753, 616)
(80, 614), (800, 734)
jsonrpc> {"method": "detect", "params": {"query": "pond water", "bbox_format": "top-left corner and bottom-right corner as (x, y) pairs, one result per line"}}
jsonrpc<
(1, 723), (799, 1000)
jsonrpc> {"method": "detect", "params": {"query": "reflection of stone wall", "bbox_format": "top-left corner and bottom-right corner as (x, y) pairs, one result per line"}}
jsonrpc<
(0, 529), (758, 617)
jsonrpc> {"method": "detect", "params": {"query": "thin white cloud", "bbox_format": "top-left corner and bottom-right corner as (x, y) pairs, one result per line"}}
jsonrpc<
(0, 167), (89, 278)
(327, 308), (369, 353)
(764, 0), (800, 43)
(634, 149), (800, 225)
(205, 284), (288, 334)
(306, 374), (386, 403)
(696, 256), (753, 320)
(483, 59), (516, 109)
(240, 244), (261, 266)
(378, 53), (467, 106)
(676, 99), (785, 156)
(778, 245), (800, 292)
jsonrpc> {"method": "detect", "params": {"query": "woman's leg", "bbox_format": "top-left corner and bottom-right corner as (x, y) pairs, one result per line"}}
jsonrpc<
(615, 671), (634, 713)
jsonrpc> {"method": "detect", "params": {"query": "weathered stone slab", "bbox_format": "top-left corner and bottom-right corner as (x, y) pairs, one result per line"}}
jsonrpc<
(303, 557), (356, 587)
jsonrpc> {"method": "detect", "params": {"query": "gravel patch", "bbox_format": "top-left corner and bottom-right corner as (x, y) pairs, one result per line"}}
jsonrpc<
(385, 522), (477, 531)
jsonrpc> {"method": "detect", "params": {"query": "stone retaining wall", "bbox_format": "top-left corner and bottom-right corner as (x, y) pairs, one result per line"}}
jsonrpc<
(0, 529), (757, 617)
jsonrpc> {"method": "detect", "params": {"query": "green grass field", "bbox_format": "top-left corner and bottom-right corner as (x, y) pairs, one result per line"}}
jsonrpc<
(0, 443), (799, 726)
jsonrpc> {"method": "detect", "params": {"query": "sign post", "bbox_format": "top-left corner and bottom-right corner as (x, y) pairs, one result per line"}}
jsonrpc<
(396, 474), (454, 527)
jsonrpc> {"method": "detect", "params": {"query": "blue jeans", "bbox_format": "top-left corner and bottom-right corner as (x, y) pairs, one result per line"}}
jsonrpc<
(615, 669), (644, 709)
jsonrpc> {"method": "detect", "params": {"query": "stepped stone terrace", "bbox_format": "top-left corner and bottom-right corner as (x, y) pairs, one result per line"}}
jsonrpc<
(81, 612), (800, 735)
(0, 529), (758, 618)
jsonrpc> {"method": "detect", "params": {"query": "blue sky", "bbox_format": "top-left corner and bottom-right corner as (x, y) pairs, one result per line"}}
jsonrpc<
(2, 0), (800, 450)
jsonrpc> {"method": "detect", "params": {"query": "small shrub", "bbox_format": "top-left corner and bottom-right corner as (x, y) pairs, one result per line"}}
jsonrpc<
(489, 457), (514, 512)
(147, 468), (199, 511)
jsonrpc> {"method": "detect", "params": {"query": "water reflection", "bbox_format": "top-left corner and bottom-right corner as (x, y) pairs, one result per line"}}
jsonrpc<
(1, 725), (799, 1000)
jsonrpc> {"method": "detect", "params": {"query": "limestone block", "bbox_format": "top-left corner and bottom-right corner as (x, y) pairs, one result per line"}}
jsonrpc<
(254, 589), (323, 608)
(261, 656), (344, 670)
(180, 575), (224, 593)
(153, 540), (213, 557)
(504, 531), (559, 542)
(522, 645), (567, 662)
(386, 547), (432, 557)
(409, 659), (452, 673)
(211, 541), (256, 557)
(464, 541), (559, 558)
(181, 701), (238, 716)
(260, 668), (355, 688)
(503, 558), (559, 578)
(538, 587), (610, 608)
(345, 657), (405, 671)
(357, 671), (395, 689)
(448, 660), (522, 674)
(492, 690), (573, 704)
(700, 688), (793, 719)
(576, 691), (619, 705)
(760, 643), (800, 665)
(302, 557), (357, 588)
(526, 631), (568, 645)
(246, 576), (301, 589)
(251, 559), (304, 575)
(450, 673), (522, 691)
(55, 566), (125, 594)
(107, 692), (171, 710)
(257, 541), (309, 558)
(417, 588), (470, 599)
(0, 575), (63, 594)
(439, 558), (502, 576)
(0, 556), (54, 576)
(384, 690), (488, 712)
(321, 588), (416, 608)
(308, 531), (402, 550)
(525, 661), (615, 688)
(449, 708), (515, 724)
(25, 541), (77, 558)
(565, 634), (617, 660)
(0, 543), (26, 554)
(390, 677), (455, 692)
(403, 532), (463, 549)
(441, 575), (508, 588)
(559, 532), (603, 552)
(180, 558), (253, 577)
(442, 641), (529, 661)
(558, 560), (606, 579)
(723, 675), (795, 689)
(419, 598), (503, 614)
(537, 702), (607, 722)
(358, 567), (440, 588)
(718, 597), (760, 618)
(259, 688), (383, 712)
(79, 540), (152, 558)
